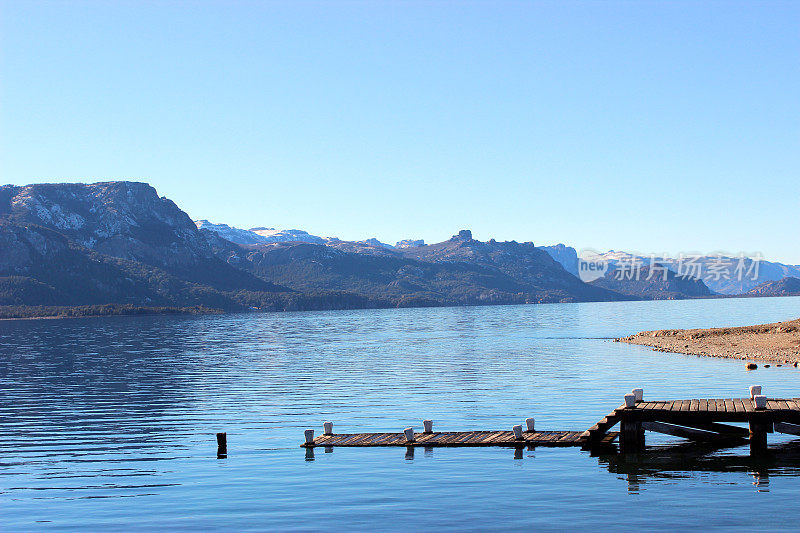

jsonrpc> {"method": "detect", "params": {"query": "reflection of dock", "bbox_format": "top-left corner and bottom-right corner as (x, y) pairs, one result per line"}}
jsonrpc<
(301, 388), (800, 456)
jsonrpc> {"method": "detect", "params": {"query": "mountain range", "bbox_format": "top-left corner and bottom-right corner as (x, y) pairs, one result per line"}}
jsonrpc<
(578, 250), (800, 294)
(1, 181), (796, 317)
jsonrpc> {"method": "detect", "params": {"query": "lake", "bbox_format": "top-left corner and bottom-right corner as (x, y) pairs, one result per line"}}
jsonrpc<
(2, 296), (800, 531)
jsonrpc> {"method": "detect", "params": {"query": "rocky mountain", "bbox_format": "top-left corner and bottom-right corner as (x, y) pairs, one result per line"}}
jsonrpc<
(195, 221), (326, 246)
(10, 180), (793, 317)
(249, 227), (325, 244)
(396, 239), (425, 248)
(0, 182), (306, 310)
(212, 230), (628, 307)
(195, 219), (269, 245)
(577, 251), (800, 295)
(747, 277), (800, 297)
(358, 238), (394, 249)
(0, 181), (634, 314)
(539, 244), (579, 276)
(589, 264), (714, 299)
(396, 230), (621, 302)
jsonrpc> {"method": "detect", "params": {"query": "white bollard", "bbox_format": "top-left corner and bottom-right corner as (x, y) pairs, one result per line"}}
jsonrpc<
(403, 427), (415, 442)
(754, 395), (767, 410)
(423, 420), (433, 433)
(323, 421), (333, 435)
(525, 418), (535, 432)
(513, 424), (523, 440)
(632, 388), (644, 402)
(749, 385), (762, 399)
(624, 393), (636, 408)
(304, 429), (315, 444)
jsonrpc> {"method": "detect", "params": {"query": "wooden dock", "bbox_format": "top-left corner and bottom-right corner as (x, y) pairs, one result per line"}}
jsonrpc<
(304, 430), (619, 448)
(299, 388), (800, 456)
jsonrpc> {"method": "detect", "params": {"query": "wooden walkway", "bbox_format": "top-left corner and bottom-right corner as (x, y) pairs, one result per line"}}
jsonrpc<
(622, 398), (800, 420)
(300, 391), (800, 455)
(305, 430), (619, 448)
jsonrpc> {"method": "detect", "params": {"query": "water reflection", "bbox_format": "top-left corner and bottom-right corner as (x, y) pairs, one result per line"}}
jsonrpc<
(597, 440), (800, 493)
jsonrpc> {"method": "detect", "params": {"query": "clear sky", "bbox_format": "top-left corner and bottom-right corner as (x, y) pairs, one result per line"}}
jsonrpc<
(1, 1), (798, 263)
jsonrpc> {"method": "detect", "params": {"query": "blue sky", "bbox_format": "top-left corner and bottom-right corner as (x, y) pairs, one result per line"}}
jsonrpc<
(1, 1), (798, 263)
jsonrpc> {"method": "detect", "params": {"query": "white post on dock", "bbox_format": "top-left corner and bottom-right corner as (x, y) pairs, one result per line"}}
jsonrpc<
(624, 393), (636, 408)
(404, 427), (415, 442)
(323, 421), (333, 435)
(525, 418), (535, 432)
(632, 388), (644, 402)
(423, 420), (433, 433)
(513, 424), (523, 440)
(753, 395), (767, 410)
(749, 385), (762, 399)
(304, 429), (315, 444)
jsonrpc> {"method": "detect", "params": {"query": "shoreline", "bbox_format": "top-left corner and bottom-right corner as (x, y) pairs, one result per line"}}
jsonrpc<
(617, 318), (800, 365)
(0, 304), (223, 321)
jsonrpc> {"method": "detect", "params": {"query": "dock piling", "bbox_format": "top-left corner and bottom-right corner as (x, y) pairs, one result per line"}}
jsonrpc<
(216, 432), (227, 457)
(513, 424), (523, 440)
(423, 420), (433, 433)
(749, 418), (771, 453)
(304, 429), (315, 445)
(632, 388), (644, 402)
(403, 427), (415, 442)
(323, 422), (333, 435)
(749, 385), (761, 399)
(619, 420), (644, 452)
(526, 418), (535, 432)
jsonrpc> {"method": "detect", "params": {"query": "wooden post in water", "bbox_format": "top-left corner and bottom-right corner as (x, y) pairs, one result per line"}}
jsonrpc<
(513, 424), (523, 440)
(323, 422), (333, 435)
(404, 427), (415, 442)
(216, 432), (227, 457)
(304, 429), (315, 445)
(749, 385), (762, 399)
(632, 388), (644, 402)
(526, 418), (535, 432)
(423, 420), (433, 433)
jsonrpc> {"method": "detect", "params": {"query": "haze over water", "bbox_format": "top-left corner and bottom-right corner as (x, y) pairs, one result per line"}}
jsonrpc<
(2, 297), (800, 530)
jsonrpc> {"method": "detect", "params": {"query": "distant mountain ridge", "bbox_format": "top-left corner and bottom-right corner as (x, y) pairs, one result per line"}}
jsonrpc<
(196, 219), (424, 250)
(1, 181), (630, 312)
(579, 250), (800, 294)
(747, 277), (800, 297)
(590, 264), (714, 300)
(1, 181), (794, 316)
(0, 182), (354, 311)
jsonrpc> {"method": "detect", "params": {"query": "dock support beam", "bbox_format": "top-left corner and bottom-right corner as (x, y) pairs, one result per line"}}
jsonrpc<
(619, 420), (644, 452)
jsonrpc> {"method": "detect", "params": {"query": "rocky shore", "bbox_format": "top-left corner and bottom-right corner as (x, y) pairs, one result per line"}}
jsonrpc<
(617, 318), (800, 365)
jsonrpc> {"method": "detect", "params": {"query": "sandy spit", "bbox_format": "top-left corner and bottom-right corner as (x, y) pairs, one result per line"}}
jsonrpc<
(617, 318), (800, 365)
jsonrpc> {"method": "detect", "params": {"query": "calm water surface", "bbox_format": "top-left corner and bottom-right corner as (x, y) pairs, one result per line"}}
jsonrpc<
(2, 297), (800, 531)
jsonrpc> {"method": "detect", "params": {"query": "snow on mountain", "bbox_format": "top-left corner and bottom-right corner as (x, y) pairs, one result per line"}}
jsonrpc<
(395, 239), (425, 248)
(358, 238), (394, 249)
(195, 220), (269, 245)
(249, 227), (325, 244)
